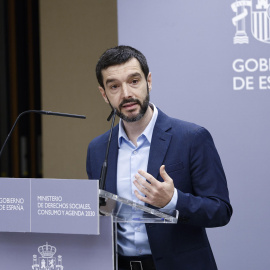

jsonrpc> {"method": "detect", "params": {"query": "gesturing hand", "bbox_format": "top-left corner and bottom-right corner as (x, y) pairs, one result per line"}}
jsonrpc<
(133, 165), (174, 208)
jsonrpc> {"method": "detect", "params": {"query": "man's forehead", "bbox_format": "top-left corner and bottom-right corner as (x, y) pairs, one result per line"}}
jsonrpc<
(102, 58), (143, 79)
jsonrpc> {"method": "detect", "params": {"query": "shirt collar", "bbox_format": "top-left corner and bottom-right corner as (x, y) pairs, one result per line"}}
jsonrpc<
(118, 103), (158, 147)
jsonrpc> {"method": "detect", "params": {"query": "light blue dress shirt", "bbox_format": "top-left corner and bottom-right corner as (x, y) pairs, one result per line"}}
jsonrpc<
(117, 104), (178, 256)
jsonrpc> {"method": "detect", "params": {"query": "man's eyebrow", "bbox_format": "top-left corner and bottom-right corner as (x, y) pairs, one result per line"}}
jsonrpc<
(105, 72), (142, 86)
(105, 78), (117, 86)
(127, 72), (142, 79)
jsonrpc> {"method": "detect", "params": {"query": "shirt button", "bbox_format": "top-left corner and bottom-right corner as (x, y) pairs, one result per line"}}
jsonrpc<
(133, 150), (138, 155)
(135, 226), (140, 232)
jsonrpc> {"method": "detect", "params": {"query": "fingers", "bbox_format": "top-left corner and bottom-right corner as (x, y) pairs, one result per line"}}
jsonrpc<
(134, 190), (148, 203)
(134, 173), (152, 188)
(138, 165), (172, 184)
(133, 166), (174, 208)
(134, 166), (170, 193)
(160, 165), (166, 176)
(133, 175), (151, 196)
(133, 170), (157, 197)
(159, 165), (173, 183)
(137, 169), (157, 185)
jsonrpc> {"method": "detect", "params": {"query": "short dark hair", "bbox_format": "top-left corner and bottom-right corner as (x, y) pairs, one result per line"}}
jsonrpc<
(96, 45), (149, 89)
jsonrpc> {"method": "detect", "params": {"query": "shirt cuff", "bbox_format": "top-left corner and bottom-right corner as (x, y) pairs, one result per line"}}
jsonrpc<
(161, 188), (178, 211)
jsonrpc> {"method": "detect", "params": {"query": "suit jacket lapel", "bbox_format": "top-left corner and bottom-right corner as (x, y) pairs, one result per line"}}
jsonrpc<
(147, 109), (172, 180)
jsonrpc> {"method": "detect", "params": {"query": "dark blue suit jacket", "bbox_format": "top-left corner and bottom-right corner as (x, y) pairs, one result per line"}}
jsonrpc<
(86, 108), (232, 270)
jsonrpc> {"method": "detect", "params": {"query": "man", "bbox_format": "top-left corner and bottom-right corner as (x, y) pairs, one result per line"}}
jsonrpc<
(86, 45), (232, 270)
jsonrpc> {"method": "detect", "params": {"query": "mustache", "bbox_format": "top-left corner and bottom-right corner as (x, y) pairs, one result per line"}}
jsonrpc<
(119, 98), (141, 109)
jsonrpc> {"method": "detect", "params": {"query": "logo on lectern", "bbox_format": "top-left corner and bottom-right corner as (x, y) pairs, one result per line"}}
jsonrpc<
(32, 243), (64, 270)
(232, 0), (270, 44)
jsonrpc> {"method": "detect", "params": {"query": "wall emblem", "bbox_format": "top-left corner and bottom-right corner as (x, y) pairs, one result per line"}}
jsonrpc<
(232, 0), (270, 44)
(32, 243), (64, 270)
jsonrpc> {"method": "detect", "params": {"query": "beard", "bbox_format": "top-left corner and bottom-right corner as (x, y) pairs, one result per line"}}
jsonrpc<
(107, 88), (150, 123)
(118, 92), (149, 122)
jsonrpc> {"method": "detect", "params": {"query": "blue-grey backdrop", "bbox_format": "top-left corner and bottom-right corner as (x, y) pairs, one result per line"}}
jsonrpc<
(118, 0), (270, 269)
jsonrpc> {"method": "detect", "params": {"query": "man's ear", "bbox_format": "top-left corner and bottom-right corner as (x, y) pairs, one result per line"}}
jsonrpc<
(98, 86), (109, 103)
(147, 72), (152, 92)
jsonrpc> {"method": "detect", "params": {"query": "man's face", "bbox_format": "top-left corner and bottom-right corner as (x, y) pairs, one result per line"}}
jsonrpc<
(99, 58), (152, 122)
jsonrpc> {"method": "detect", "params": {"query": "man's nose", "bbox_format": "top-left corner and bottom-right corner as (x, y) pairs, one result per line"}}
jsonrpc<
(122, 83), (132, 98)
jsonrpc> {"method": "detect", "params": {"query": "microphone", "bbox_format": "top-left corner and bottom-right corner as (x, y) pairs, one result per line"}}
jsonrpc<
(39, 110), (86, 119)
(106, 109), (115, 121)
(0, 110), (86, 159)
(99, 108), (117, 206)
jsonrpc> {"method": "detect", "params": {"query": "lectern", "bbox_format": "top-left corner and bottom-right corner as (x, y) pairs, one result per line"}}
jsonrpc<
(0, 178), (178, 269)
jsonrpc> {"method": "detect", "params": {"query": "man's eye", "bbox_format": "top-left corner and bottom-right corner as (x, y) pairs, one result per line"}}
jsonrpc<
(110, 84), (118, 90)
(131, 79), (139, 84)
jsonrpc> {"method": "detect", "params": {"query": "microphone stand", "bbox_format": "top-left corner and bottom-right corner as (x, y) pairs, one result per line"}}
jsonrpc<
(99, 109), (116, 207)
(0, 110), (86, 159)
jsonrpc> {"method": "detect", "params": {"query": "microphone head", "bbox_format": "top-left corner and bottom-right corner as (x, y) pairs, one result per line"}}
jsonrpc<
(107, 109), (116, 121)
